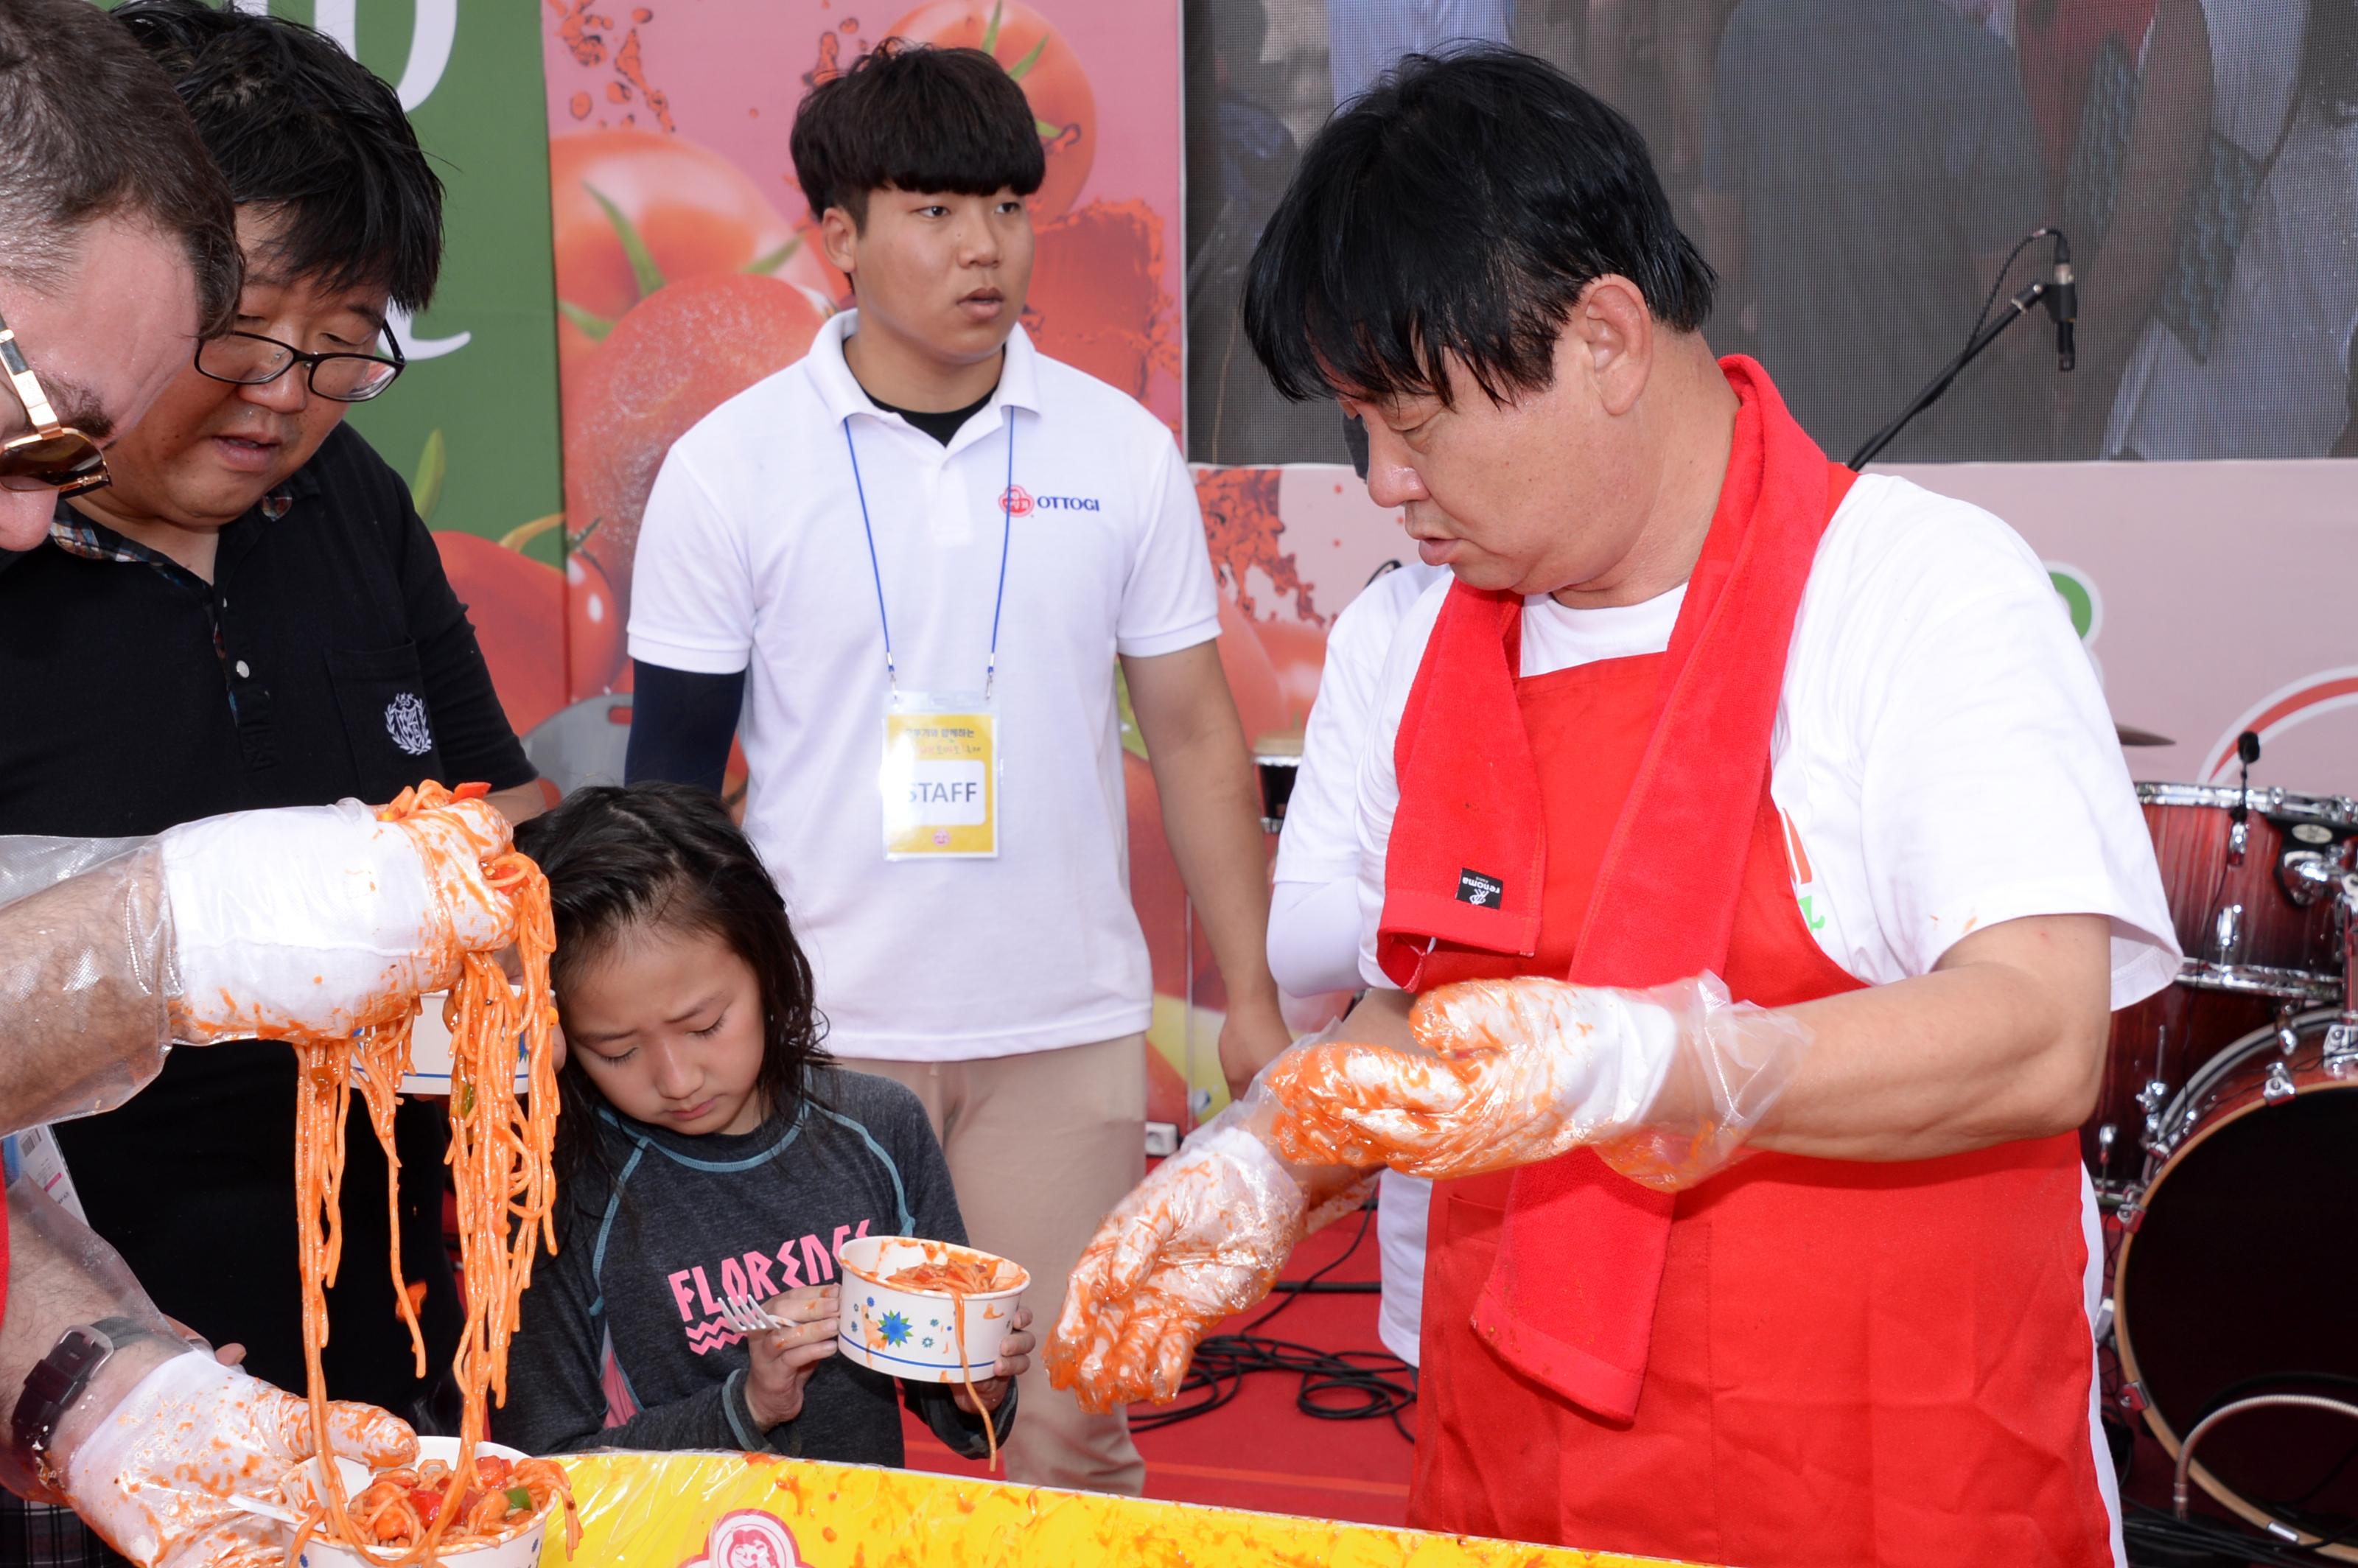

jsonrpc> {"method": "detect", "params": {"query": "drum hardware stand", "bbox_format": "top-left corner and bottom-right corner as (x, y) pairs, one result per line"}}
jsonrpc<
(2281, 852), (2358, 1077)
(2175, 1393), (2358, 1539)
(2225, 731), (2262, 866)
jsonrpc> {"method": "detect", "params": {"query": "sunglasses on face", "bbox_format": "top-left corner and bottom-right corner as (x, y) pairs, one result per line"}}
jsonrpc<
(0, 304), (110, 497)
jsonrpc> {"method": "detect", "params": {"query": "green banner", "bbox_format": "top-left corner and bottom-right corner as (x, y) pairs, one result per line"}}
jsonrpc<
(97, 0), (563, 560)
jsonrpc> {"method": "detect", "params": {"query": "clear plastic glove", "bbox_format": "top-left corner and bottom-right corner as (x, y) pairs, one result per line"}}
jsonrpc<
(1262, 973), (1812, 1190)
(1048, 1098), (1370, 1413)
(161, 795), (516, 1045)
(0, 842), (175, 1133)
(58, 1352), (417, 1567)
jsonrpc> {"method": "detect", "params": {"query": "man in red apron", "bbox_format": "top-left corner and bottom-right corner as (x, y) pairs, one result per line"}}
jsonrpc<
(1052, 46), (2177, 1568)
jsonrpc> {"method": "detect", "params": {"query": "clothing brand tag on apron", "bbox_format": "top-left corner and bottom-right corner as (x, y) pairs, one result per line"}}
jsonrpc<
(880, 690), (999, 858)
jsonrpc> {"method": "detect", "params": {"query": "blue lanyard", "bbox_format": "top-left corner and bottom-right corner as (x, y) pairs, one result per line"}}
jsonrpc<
(842, 411), (1015, 699)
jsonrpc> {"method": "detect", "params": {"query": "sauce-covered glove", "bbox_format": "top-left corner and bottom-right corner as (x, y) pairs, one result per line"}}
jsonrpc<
(59, 1353), (417, 1568)
(1048, 1103), (1369, 1413)
(1262, 974), (1811, 1189)
(160, 794), (516, 1046)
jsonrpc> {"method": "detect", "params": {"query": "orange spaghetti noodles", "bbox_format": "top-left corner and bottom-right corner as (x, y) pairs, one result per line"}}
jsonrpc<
(287, 781), (578, 1562)
(875, 1251), (1015, 1471)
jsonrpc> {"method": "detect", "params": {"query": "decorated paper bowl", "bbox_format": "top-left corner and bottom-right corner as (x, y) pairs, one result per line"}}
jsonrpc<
(290, 1436), (548, 1568)
(836, 1234), (1027, 1384)
(396, 992), (532, 1099)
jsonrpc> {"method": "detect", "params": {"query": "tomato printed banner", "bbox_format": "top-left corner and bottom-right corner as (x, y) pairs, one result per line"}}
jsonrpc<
(541, 1449), (1702, 1567)
(531, 0), (1204, 1110)
(531, 1), (1184, 759)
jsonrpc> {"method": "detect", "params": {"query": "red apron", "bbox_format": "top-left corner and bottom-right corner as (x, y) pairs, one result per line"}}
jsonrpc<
(1406, 651), (2113, 1567)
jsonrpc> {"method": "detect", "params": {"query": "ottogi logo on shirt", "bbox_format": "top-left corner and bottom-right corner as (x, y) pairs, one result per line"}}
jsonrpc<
(999, 483), (1101, 514)
(668, 1220), (872, 1355)
(384, 692), (433, 756)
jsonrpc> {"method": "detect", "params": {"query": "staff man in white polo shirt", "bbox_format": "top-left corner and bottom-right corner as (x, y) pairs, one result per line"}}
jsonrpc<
(623, 42), (1289, 1494)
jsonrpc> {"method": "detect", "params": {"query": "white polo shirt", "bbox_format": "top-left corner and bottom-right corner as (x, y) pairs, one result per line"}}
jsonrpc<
(626, 314), (1220, 1060)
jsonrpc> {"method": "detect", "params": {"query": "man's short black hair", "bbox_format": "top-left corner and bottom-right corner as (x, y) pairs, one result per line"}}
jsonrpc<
(790, 41), (1043, 228)
(1245, 45), (1716, 407)
(0, 0), (239, 334)
(113, 0), (444, 314)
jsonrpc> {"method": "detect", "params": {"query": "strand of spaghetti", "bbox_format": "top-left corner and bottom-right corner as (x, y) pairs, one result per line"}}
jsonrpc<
(952, 1300), (1000, 1472)
(357, 1014), (428, 1376)
(296, 1043), (365, 1553)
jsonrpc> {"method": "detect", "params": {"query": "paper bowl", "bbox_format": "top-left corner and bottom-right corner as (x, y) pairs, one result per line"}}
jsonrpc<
(397, 992), (532, 1098)
(289, 1437), (549, 1568)
(837, 1235), (1027, 1384)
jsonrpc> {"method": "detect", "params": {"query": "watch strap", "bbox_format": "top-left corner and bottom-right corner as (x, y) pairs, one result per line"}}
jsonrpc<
(10, 1317), (163, 1471)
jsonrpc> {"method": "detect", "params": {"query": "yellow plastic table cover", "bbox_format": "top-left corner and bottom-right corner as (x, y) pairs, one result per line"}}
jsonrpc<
(539, 1449), (1714, 1567)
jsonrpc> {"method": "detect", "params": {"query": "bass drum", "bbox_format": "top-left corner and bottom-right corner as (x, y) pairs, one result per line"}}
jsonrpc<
(2113, 1009), (2358, 1556)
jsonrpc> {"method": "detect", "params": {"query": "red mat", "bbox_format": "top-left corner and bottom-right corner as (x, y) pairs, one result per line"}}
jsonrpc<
(902, 1210), (1416, 1525)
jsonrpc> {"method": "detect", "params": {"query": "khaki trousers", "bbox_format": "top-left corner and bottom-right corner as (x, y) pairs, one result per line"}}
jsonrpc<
(839, 1034), (1147, 1495)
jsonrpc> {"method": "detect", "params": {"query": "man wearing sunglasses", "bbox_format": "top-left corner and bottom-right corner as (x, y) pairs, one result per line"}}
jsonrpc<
(0, 6), (543, 1565)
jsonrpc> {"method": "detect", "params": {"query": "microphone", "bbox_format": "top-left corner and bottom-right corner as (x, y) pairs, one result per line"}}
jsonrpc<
(2046, 231), (2077, 372)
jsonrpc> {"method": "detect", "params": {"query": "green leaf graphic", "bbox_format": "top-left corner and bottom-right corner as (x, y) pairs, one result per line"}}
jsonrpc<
(410, 429), (446, 525)
(584, 182), (666, 300)
(1006, 34), (1048, 82)
(557, 300), (615, 342)
(744, 234), (803, 275)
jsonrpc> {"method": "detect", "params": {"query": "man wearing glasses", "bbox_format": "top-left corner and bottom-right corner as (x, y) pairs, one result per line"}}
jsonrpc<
(0, 8), (540, 1563)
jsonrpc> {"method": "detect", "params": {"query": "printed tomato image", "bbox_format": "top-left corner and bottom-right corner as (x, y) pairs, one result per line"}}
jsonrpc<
(563, 270), (833, 605)
(434, 531), (567, 735)
(887, 1), (1096, 220)
(547, 128), (839, 383)
(1216, 589), (1289, 752)
(1024, 202), (1175, 406)
(565, 548), (626, 698)
(1251, 615), (1328, 732)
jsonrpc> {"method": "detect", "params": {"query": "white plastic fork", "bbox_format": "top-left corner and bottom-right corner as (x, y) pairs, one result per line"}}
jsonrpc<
(719, 1292), (788, 1335)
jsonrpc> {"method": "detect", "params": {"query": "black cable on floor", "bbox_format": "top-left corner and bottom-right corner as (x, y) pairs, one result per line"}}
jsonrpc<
(2124, 1499), (2347, 1567)
(1130, 1201), (1418, 1443)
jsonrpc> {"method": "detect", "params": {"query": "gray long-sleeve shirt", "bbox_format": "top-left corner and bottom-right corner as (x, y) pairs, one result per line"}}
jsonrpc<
(492, 1068), (1012, 1463)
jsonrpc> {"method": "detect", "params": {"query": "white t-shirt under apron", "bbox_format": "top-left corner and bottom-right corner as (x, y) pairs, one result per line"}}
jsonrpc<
(627, 314), (1220, 1060)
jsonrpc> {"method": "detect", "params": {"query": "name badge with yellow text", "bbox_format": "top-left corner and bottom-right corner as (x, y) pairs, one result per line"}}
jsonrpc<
(879, 691), (999, 858)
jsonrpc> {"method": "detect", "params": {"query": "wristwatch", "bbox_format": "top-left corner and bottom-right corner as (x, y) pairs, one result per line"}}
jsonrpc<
(10, 1317), (163, 1483)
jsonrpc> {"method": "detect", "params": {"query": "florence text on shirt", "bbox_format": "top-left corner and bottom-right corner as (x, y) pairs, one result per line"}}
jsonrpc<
(667, 1219), (875, 1356)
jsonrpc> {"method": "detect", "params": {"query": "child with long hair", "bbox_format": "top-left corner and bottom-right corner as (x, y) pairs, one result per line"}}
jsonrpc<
(493, 783), (1029, 1462)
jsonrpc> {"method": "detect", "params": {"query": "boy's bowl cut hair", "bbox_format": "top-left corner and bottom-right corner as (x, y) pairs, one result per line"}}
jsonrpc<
(790, 40), (1045, 228)
(1243, 43), (1716, 410)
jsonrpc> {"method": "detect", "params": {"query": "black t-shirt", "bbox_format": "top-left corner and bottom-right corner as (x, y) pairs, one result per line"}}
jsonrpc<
(869, 386), (995, 447)
(0, 420), (534, 1426)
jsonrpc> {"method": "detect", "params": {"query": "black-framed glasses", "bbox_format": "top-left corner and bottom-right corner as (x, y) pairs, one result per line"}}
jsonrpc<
(193, 322), (407, 402)
(0, 304), (110, 495)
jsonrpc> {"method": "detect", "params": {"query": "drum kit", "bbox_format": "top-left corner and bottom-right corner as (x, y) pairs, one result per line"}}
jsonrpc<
(2085, 737), (2358, 1555)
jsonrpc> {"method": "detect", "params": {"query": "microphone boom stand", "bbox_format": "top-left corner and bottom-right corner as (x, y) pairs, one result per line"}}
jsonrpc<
(1848, 277), (2060, 471)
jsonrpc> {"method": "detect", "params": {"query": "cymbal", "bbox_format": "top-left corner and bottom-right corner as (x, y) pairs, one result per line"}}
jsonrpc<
(2116, 724), (2176, 747)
